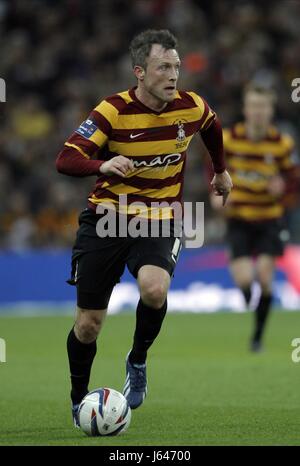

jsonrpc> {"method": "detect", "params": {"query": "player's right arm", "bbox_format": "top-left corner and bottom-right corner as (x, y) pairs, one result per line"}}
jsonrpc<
(56, 100), (133, 177)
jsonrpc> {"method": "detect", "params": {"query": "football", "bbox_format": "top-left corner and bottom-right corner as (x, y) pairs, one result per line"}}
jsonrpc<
(78, 387), (131, 436)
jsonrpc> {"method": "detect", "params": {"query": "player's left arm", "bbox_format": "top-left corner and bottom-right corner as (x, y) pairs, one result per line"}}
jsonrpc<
(197, 97), (232, 205)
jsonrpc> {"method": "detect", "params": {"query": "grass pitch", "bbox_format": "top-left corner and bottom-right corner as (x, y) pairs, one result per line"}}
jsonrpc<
(0, 310), (299, 446)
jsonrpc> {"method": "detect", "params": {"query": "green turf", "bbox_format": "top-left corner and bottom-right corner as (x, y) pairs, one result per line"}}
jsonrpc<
(0, 310), (300, 445)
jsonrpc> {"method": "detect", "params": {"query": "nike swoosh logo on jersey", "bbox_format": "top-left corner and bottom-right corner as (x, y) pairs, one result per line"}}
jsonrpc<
(130, 132), (145, 139)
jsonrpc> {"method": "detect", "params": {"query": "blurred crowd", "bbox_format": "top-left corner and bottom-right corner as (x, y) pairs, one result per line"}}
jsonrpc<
(0, 0), (300, 249)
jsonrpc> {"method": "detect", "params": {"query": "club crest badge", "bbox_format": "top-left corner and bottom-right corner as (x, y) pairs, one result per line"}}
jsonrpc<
(176, 121), (186, 142)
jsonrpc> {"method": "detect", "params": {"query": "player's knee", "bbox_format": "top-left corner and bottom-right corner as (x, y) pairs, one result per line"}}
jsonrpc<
(75, 314), (102, 343)
(236, 278), (252, 290)
(258, 277), (272, 295)
(232, 269), (253, 290)
(76, 320), (100, 343)
(140, 281), (167, 309)
(257, 270), (273, 294)
(230, 259), (253, 289)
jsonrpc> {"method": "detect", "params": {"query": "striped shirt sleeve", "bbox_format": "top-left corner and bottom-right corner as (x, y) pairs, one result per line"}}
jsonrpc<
(187, 92), (216, 131)
(56, 98), (117, 177)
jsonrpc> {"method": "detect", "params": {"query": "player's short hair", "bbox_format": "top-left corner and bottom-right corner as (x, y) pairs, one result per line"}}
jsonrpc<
(243, 83), (277, 104)
(129, 29), (178, 69)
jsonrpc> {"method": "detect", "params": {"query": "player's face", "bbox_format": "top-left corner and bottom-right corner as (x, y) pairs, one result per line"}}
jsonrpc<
(243, 92), (274, 128)
(143, 44), (180, 103)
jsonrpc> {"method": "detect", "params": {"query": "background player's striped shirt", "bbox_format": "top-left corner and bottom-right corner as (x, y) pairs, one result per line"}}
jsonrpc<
(224, 122), (296, 222)
(56, 87), (224, 219)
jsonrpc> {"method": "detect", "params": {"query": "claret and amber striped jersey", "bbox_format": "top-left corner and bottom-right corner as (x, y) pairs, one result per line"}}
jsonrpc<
(224, 123), (296, 222)
(59, 87), (217, 219)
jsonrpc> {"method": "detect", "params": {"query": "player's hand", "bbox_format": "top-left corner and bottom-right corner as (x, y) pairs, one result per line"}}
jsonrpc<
(268, 175), (285, 197)
(209, 192), (224, 211)
(100, 156), (134, 177)
(211, 170), (233, 206)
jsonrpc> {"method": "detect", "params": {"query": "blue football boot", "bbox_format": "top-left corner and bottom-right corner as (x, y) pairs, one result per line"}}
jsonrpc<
(72, 402), (81, 428)
(123, 352), (147, 409)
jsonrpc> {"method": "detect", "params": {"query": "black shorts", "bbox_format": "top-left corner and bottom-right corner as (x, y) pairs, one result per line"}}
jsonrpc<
(226, 218), (287, 260)
(68, 209), (182, 309)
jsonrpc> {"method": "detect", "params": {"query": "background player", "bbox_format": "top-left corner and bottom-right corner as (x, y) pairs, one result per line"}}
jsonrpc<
(56, 29), (232, 424)
(210, 84), (297, 352)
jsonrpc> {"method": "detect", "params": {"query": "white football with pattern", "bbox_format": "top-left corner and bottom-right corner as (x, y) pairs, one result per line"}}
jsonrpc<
(78, 387), (131, 436)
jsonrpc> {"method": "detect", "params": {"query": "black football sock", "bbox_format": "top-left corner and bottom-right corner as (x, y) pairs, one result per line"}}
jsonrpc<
(67, 327), (97, 405)
(241, 286), (251, 307)
(253, 293), (273, 343)
(129, 299), (167, 365)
